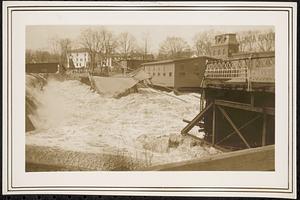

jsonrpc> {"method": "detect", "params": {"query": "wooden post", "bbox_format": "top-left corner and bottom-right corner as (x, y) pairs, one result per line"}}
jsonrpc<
(262, 113), (267, 146)
(250, 93), (255, 107)
(181, 102), (213, 135)
(200, 90), (205, 112)
(217, 105), (251, 148)
(212, 102), (216, 145)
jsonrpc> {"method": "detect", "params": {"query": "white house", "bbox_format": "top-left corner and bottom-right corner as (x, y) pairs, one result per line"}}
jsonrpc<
(67, 48), (90, 68)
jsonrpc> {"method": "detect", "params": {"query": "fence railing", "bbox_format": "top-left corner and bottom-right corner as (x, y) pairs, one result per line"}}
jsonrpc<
(67, 68), (89, 74)
(204, 55), (275, 83)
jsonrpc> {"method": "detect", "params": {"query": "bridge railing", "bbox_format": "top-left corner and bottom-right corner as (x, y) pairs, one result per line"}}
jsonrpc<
(204, 55), (275, 83)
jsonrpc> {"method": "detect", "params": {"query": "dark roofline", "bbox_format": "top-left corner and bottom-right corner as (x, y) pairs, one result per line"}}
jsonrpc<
(142, 56), (214, 66)
(232, 51), (275, 55)
(68, 48), (89, 53)
(26, 62), (59, 65)
(215, 33), (237, 36)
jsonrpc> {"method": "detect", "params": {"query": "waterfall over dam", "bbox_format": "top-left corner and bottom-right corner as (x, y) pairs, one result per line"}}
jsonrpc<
(26, 76), (219, 170)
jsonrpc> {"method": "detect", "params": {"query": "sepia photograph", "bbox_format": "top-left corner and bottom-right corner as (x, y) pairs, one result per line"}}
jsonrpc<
(25, 25), (275, 171)
(3, 1), (296, 198)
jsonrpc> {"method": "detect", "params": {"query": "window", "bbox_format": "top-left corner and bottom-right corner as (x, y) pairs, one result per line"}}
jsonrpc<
(153, 72), (155, 76)
(163, 73), (166, 76)
(218, 49), (221, 55)
(223, 49), (225, 55)
(158, 73), (160, 76)
(169, 72), (172, 77)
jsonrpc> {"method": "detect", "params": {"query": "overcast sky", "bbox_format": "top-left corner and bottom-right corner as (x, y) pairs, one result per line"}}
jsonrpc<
(26, 25), (273, 53)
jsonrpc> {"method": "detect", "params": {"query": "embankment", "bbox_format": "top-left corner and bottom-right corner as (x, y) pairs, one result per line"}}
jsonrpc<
(26, 145), (146, 171)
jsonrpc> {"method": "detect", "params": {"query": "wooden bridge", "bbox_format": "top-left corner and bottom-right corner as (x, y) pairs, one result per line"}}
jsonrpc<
(182, 52), (275, 152)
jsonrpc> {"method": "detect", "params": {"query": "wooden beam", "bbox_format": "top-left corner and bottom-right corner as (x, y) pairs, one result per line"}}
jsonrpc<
(262, 114), (267, 146)
(182, 119), (204, 128)
(216, 115), (261, 145)
(215, 100), (275, 115)
(181, 102), (213, 135)
(212, 103), (216, 145)
(217, 106), (251, 149)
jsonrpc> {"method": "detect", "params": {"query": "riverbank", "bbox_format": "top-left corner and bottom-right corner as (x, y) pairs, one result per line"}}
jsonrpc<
(26, 144), (146, 171)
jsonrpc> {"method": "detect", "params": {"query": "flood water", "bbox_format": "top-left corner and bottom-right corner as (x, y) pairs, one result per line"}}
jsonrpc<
(26, 79), (219, 168)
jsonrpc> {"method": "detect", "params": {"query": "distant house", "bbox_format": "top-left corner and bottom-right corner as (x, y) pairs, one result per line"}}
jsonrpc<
(67, 48), (90, 69)
(142, 56), (216, 90)
(26, 63), (59, 73)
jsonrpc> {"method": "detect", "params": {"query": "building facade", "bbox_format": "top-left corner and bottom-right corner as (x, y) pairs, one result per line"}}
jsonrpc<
(67, 48), (90, 69)
(142, 56), (215, 90)
(211, 33), (239, 59)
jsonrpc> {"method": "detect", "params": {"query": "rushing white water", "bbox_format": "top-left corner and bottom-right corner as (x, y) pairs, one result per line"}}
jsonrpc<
(26, 79), (219, 167)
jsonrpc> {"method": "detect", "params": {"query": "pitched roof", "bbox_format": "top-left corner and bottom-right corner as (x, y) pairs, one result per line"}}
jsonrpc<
(69, 48), (89, 53)
(141, 56), (214, 66)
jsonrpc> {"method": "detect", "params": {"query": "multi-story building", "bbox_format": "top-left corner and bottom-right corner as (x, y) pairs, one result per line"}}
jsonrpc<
(211, 33), (239, 59)
(67, 48), (90, 69)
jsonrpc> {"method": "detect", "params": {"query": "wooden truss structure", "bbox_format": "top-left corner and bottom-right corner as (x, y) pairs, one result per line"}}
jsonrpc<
(181, 98), (275, 151)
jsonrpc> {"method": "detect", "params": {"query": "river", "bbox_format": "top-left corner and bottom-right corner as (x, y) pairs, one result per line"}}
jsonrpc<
(26, 78), (219, 169)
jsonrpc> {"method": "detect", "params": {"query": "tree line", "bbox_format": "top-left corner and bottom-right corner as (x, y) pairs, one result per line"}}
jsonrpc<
(26, 27), (275, 64)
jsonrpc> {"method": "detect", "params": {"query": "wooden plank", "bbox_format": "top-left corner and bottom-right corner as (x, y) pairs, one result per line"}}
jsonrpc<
(145, 145), (275, 171)
(212, 103), (216, 145)
(262, 114), (267, 146)
(182, 119), (204, 128)
(215, 99), (275, 115)
(217, 106), (251, 148)
(181, 102), (213, 135)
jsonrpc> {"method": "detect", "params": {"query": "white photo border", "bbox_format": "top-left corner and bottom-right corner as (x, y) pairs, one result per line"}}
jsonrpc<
(2, 1), (297, 198)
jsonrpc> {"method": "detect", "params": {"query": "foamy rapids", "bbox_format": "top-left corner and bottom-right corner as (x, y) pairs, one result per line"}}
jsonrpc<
(26, 79), (219, 167)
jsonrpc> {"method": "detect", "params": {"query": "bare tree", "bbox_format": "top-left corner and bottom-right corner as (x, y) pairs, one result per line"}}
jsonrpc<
(256, 30), (275, 52)
(117, 32), (137, 59)
(58, 38), (72, 65)
(26, 49), (35, 63)
(158, 36), (191, 59)
(141, 32), (151, 60)
(193, 31), (215, 56)
(237, 29), (275, 52)
(100, 29), (118, 58)
(48, 37), (72, 65)
(237, 30), (258, 52)
(80, 27), (117, 70)
(80, 28), (99, 69)
(26, 49), (58, 63)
